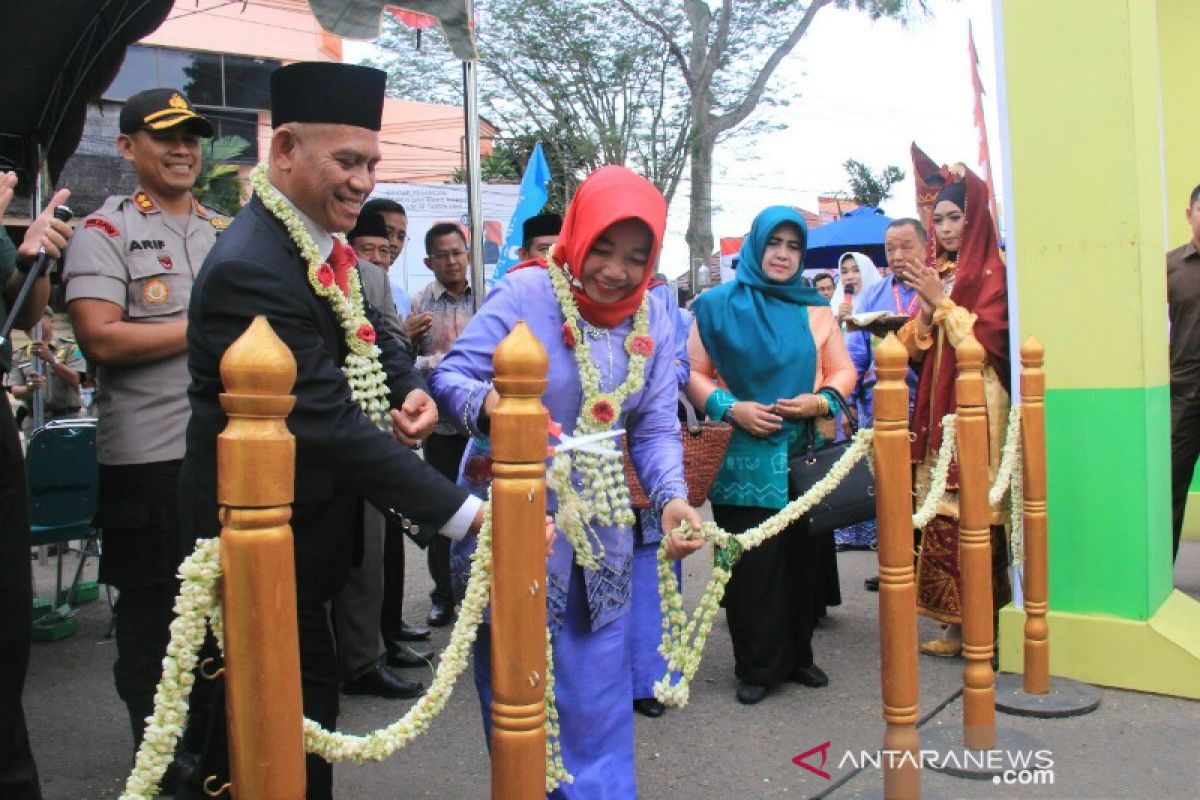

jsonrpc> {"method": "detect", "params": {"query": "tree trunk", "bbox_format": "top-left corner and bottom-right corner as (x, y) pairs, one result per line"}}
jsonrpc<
(686, 132), (715, 272)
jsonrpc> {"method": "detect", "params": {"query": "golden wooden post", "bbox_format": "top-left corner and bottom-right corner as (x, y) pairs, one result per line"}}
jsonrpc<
(872, 335), (921, 800)
(1020, 337), (1050, 694)
(218, 317), (305, 799)
(489, 322), (549, 800)
(955, 335), (996, 750)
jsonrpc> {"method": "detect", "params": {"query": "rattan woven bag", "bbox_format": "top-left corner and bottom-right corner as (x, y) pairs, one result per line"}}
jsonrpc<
(623, 398), (732, 509)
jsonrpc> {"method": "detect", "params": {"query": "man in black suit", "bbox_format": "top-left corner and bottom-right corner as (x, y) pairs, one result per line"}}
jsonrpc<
(179, 62), (482, 799)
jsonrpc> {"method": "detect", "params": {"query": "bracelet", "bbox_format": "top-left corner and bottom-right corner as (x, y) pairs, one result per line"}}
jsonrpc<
(816, 394), (830, 417)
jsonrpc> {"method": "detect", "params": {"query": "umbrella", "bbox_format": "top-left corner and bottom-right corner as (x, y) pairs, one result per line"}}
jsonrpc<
(803, 206), (893, 273)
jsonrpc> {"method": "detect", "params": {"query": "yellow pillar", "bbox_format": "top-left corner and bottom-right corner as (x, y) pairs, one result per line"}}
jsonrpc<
(995, 0), (1200, 698)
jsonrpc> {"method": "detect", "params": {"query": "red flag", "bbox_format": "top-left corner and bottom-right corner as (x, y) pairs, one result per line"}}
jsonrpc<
(969, 23), (999, 233)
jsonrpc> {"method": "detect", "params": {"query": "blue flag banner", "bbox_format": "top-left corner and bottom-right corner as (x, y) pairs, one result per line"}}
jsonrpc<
(493, 142), (551, 283)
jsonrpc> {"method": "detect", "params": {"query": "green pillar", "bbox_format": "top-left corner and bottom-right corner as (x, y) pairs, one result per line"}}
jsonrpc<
(997, 0), (1200, 697)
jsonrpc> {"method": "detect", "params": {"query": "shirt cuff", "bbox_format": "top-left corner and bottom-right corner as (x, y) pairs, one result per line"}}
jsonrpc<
(438, 494), (483, 541)
(461, 381), (493, 439)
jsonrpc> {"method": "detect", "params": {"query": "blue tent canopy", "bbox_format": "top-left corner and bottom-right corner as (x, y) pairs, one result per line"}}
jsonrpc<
(804, 206), (894, 272)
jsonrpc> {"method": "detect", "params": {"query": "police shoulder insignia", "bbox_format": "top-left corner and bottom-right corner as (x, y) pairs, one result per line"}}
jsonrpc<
(209, 216), (230, 231)
(84, 217), (120, 237)
(133, 191), (158, 213)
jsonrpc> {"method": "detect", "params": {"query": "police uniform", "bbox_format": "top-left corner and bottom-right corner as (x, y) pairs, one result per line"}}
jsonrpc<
(7, 336), (88, 426)
(62, 186), (229, 747)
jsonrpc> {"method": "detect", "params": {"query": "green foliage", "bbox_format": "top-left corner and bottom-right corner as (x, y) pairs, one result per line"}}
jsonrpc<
(844, 158), (905, 207)
(192, 136), (249, 216)
(361, 0), (691, 204)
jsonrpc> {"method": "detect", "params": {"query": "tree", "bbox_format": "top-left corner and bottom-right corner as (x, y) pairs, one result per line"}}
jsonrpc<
(361, 0), (692, 205)
(844, 158), (905, 207)
(617, 0), (925, 264)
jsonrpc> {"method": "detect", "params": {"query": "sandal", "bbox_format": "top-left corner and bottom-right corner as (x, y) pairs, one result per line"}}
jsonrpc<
(919, 637), (963, 657)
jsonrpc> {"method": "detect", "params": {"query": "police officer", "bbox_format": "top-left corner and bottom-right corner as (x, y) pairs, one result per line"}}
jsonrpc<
(61, 88), (228, 780)
(7, 310), (87, 429)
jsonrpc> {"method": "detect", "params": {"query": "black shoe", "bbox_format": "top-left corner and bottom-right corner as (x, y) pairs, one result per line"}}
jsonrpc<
(735, 680), (767, 705)
(159, 750), (197, 795)
(387, 644), (432, 669)
(864, 576), (880, 592)
(344, 663), (424, 699)
(633, 698), (666, 718)
(792, 664), (829, 688)
(395, 621), (432, 641)
(426, 601), (456, 627)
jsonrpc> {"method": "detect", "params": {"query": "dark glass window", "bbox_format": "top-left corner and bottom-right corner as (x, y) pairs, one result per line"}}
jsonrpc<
(104, 46), (157, 101)
(223, 55), (274, 109)
(158, 49), (223, 105)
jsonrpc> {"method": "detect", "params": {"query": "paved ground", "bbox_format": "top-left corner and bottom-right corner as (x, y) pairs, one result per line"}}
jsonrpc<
(25, 534), (1200, 799)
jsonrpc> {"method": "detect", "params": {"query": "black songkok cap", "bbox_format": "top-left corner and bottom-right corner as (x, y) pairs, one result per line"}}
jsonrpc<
(270, 63), (386, 131)
(523, 212), (562, 242)
(934, 180), (967, 212)
(348, 211), (388, 242)
(120, 88), (214, 137)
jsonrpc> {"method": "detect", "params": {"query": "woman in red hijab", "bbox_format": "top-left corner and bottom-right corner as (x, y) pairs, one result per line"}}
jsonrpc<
(893, 163), (1011, 657)
(431, 166), (703, 796)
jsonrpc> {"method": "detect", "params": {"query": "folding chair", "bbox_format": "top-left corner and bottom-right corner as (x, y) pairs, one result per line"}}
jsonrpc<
(26, 417), (100, 640)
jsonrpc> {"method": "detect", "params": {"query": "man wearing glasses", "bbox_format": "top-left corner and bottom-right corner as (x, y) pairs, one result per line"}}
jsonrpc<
(406, 221), (474, 627)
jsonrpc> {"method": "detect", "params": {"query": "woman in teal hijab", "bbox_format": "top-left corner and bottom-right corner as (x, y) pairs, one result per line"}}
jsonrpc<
(687, 205), (857, 705)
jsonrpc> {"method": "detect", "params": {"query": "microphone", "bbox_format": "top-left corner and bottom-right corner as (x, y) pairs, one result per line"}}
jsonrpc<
(0, 205), (74, 347)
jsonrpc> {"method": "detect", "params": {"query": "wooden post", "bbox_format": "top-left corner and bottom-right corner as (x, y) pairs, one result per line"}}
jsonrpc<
(218, 317), (305, 799)
(955, 335), (996, 750)
(1020, 337), (1050, 694)
(872, 334), (921, 800)
(489, 322), (549, 800)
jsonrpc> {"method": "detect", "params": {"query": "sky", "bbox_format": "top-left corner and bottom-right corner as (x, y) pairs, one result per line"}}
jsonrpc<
(348, 0), (1004, 281)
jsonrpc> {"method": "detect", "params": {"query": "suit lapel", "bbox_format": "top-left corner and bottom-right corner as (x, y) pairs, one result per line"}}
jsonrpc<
(247, 196), (346, 364)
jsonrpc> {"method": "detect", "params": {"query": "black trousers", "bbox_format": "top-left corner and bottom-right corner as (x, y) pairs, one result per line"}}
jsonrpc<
(423, 432), (468, 605)
(183, 596), (339, 800)
(713, 503), (819, 687)
(1171, 388), (1200, 563)
(0, 398), (42, 800)
(380, 517), (407, 645)
(96, 460), (187, 748)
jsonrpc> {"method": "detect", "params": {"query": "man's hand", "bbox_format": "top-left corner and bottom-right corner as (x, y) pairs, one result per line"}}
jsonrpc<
(31, 341), (55, 364)
(661, 498), (705, 560)
(0, 171), (16, 218)
(17, 188), (71, 264)
(390, 388), (438, 446)
(403, 311), (434, 341)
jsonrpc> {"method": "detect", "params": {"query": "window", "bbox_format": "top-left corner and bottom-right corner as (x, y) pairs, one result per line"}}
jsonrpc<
(197, 108), (259, 164)
(103, 46), (279, 111)
(222, 54), (273, 109)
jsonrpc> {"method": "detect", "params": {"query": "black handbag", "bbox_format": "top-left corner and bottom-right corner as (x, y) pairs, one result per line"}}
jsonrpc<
(787, 387), (876, 537)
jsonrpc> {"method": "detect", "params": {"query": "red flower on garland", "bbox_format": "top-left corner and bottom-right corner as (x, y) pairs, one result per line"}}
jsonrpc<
(562, 322), (577, 348)
(630, 335), (654, 357)
(356, 323), (376, 344)
(463, 455), (493, 483)
(591, 399), (615, 424)
(316, 263), (335, 288)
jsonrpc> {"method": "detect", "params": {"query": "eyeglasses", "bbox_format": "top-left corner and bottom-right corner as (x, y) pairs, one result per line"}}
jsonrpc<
(430, 249), (467, 262)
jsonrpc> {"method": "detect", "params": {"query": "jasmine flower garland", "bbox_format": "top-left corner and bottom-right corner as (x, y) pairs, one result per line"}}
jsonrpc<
(248, 162), (391, 430)
(653, 428), (875, 707)
(987, 404), (1024, 567)
(912, 414), (958, 529)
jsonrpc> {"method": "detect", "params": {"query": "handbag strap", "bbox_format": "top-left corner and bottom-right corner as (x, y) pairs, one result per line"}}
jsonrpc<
(680, 395), (701, 434)
(801, 385), (857, 452)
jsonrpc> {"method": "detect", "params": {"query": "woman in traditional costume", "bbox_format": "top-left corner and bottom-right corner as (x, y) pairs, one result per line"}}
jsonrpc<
(893, 163), (1011, 656)
(686, 206), (856, 705)
(430, 165), (702, 798)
